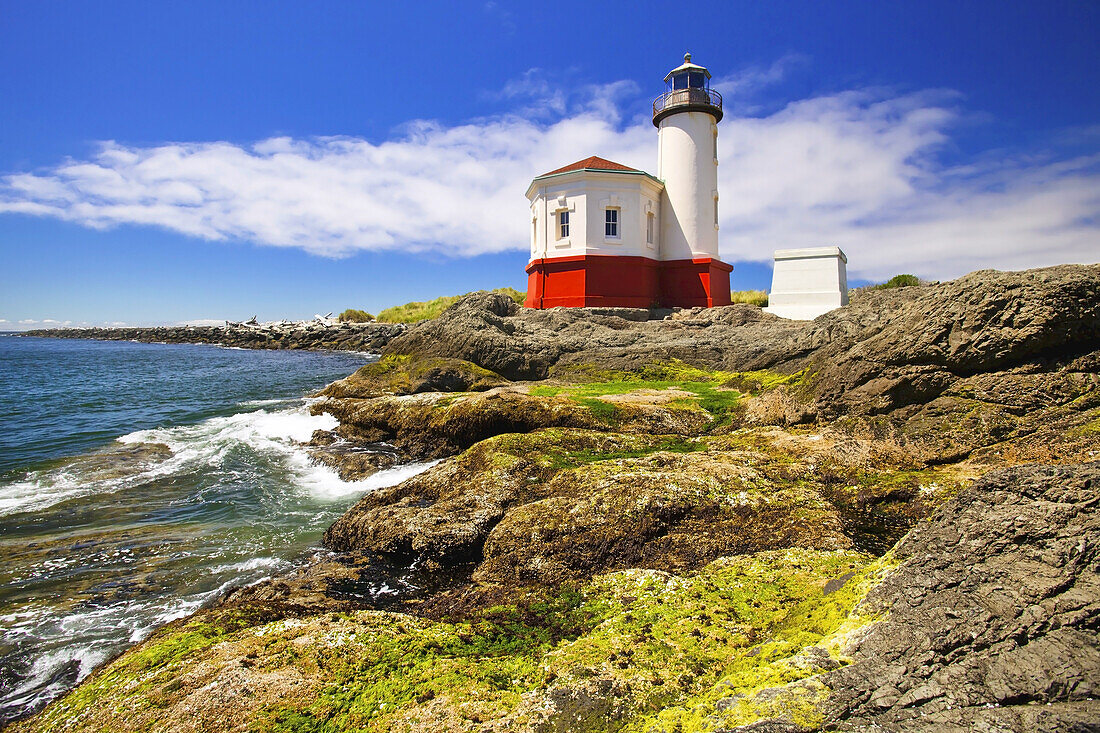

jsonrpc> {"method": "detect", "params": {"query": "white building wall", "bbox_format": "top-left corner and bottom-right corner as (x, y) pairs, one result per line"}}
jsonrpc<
(527, 172), (663, 260)
(657, 110), (719, 261)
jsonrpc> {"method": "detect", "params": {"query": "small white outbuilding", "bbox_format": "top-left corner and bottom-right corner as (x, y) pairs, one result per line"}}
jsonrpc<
(763, 246), (849, 321)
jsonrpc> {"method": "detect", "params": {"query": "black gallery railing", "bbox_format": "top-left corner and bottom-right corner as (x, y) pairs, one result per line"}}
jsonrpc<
(652, 88), (723, 117)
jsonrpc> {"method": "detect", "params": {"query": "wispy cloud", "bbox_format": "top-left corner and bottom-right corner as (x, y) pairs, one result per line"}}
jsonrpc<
(15, 318), (73, 326)
(710, 54), (809, 112)
(1, 70), (1097, 280)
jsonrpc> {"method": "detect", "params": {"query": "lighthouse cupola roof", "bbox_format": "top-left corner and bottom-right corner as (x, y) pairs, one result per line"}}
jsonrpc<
(662, 52), (712, 85)
(652, 52), (723, 126)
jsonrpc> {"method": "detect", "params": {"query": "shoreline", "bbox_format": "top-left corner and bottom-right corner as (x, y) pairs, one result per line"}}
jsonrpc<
(19, 321), (407, 353)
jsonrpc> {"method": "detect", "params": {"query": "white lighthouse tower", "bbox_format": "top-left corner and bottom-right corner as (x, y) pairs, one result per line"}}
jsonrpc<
(654, 53), (722, 263)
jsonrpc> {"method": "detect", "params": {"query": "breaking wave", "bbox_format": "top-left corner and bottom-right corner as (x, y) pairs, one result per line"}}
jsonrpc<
(0, 398), (437, 723)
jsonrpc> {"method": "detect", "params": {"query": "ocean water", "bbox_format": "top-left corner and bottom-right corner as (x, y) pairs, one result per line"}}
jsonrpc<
(0, 336), (431, 723)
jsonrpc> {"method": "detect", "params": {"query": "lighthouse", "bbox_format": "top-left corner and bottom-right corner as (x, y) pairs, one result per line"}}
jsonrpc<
(654, 53), (728, 294)
(524, 54), (732, 309)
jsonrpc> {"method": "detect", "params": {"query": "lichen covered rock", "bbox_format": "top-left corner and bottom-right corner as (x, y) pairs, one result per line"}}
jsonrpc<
(325, 425), (956, 591)
(12, 549), (883, 733)
(319, 355), (509, 398)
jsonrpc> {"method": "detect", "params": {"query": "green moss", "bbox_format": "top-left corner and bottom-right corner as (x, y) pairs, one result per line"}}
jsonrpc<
(632, 551), (897, 732)
(250, 549), (887, 733)
(1068, 415), (1100, 437)
(329, 354), (506, 397)
(483, 429), (703, 473)
(543, 435), (704, 472)
(722, 369), (811, 395)
(548, 360), (734, 385)
(575, 397), (622, 425)
(375, 288), (525, 323)
(532, 360), (778, 428)
(257, 588), (598, 733)
(29, 544), (895, 733)
(352, 353), (411, 377)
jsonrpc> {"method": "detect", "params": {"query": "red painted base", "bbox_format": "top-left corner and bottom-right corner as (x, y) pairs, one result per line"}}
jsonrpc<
(525, 255), (732, 309)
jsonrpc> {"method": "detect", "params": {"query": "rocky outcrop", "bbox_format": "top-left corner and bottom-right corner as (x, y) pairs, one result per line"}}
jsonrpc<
(12, 264), (1100, 733)
(825, 462), (1100, 731)
(384, 265), (1100, 418)
(700, 461), (1100, 733)
(324, 427), (950, 588)
(319, 355), (509, 398)
(312, 385), (716, 461)
(22, 321), (407, 352)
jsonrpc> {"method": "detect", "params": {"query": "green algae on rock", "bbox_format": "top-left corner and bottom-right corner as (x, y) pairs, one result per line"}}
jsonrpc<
(13, 549), (884, 733)
(319, 355), (509, 399)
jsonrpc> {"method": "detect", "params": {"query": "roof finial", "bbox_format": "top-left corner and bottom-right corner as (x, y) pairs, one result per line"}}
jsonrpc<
(684, 52), (692, 63)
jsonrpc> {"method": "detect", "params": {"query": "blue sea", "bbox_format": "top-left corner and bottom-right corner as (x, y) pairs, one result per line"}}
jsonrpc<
(0, 335), (430, 723)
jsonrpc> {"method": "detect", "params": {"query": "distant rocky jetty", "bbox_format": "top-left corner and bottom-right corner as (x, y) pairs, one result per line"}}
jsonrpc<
(22, 321), (408, 352)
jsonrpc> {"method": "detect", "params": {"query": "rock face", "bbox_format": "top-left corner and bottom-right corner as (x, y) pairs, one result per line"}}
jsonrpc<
(319, 355), (509, 398)
(675, 461), (1100, 733)
(820, 462), (1100, 732)
(384, 265), (1100, 416)
(322, 429), (917, 584)
(12, 264), (1100, 733)
(22, 321), (407, 352)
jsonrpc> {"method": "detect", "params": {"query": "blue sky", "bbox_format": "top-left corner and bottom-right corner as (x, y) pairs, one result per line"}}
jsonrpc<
(1, 0), (1097, 328)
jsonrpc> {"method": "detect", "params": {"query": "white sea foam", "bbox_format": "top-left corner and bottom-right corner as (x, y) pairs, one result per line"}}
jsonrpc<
(208, 556), (293, 575)
(0, 400), (434, 516)
(237, 397), (298, 407)
(121, 403), (438, 502)
(0, 644), (114, 713)
(0, 472), (86, 515)
(290, 456), (442, 501)
(120, 405), (336, 450)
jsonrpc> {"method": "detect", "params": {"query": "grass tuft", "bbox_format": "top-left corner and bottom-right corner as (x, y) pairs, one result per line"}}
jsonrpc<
(337, 308), (374, 323)
(871, 274), (921, 289)
(730, 290), (769, 307)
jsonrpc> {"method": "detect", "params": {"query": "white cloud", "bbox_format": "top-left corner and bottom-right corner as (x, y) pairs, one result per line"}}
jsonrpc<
(15, 318), (73, 325)
(1, 78), (1097, 280)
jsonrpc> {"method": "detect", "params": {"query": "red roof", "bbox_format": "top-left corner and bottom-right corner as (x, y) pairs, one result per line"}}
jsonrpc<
(539, 156), (640, 177)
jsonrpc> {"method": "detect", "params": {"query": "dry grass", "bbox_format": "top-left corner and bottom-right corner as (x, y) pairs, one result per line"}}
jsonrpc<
(730, 290), (769, 307)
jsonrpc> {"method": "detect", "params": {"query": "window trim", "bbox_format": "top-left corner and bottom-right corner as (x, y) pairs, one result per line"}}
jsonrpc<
(558, 210), (570, 240)
(604, 207), (620, 239)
